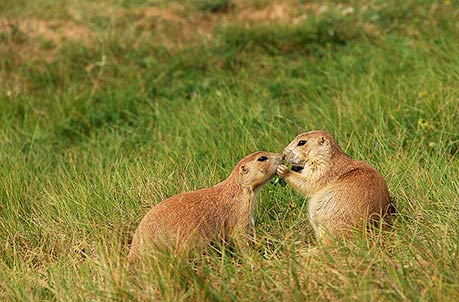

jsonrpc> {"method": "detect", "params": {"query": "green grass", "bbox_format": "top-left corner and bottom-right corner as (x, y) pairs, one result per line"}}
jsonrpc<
(1, 0), (459, 301)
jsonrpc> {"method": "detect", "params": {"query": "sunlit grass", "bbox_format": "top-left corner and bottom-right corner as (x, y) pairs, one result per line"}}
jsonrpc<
(1, 0), (459, 301)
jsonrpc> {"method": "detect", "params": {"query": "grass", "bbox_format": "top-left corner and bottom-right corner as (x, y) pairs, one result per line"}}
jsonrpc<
(1, 0), (459, 300)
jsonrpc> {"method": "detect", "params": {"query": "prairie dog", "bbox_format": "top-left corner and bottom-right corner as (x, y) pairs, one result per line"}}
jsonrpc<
(128, 151), (282, 261)
(277, 130), (390, 243)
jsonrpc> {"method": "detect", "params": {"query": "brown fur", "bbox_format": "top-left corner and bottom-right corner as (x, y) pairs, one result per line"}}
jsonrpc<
(277, 130), (390, 244)
(128, 151), (282, 261)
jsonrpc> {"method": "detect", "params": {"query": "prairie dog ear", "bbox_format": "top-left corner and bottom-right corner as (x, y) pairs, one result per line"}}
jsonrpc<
(319, 136), (327, 145)
(240, 165), (249, 174)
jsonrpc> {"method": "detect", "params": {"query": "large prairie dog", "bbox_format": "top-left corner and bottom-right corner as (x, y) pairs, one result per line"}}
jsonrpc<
(277, 130), (390, 243)
(128, 151), (282, 261)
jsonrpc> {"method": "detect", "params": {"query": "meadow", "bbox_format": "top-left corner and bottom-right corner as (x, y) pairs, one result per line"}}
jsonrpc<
(1, 0), (459, 300)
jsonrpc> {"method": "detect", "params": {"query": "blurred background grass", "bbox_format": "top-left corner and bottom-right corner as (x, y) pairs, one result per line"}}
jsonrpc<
(1, 0), (459, 301)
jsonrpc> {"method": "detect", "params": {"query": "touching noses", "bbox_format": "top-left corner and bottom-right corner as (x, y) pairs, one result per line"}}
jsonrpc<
(283, 148), (293, 160)
(276, 153), (284, 163)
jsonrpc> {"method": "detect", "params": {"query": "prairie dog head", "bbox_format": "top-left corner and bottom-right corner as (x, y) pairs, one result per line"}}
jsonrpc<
(283, 130), (341, 171)
(236, 151), (283, 190)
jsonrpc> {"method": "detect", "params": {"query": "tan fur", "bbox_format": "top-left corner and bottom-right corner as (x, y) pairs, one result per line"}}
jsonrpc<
(128, 151), (282, 261)
(277, 130), (390, 244)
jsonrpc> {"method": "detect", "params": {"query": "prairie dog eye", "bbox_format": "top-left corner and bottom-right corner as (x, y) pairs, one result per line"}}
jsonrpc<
(297, 140), (307, 146)
(257, 156), (268, 162)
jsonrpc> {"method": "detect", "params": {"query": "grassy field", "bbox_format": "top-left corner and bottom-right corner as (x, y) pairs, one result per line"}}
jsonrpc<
(1, 0), (459, 300)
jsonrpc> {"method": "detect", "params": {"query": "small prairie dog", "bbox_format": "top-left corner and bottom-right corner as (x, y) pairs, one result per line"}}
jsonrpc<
(277, 130), (390, 243)
(128, 151), (282, 261)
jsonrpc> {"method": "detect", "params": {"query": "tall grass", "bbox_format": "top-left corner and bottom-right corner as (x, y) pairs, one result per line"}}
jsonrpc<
(1, 0), (459, 301)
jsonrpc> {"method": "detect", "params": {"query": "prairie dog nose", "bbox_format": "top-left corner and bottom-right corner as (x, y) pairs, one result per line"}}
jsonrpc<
(283, 148), (293, 158)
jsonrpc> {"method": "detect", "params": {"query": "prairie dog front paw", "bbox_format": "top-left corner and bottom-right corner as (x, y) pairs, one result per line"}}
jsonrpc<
(276, 165), (290, 177)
